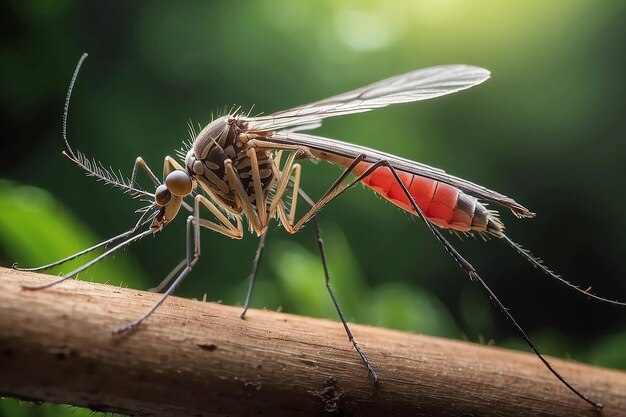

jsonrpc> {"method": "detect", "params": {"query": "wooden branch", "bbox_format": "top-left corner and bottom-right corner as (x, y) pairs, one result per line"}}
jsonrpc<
(0, 267), (624, 416)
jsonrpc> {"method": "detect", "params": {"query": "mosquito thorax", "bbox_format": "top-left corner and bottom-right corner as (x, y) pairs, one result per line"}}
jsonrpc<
(185, 116), (237, 178)
(184, 115), (249, 207)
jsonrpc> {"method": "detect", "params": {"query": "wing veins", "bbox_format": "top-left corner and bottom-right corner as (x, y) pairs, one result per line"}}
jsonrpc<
(244, 65), (490, 131)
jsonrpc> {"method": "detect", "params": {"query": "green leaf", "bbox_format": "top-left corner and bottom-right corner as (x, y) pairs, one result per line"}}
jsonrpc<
(0, 180), (146, 288)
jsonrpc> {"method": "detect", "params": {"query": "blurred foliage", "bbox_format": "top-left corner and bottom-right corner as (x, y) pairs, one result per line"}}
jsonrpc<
(0, 180), (144, 285)
(0, 398), (126, 417)
(1, 1), (625, 415)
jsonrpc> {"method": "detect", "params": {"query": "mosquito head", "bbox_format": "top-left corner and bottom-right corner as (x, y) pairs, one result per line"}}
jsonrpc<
(151, 170), (193, 231)
(165, 170), (193, 197)
(154, 184), (172, 207)
(154, 170), (193, 207)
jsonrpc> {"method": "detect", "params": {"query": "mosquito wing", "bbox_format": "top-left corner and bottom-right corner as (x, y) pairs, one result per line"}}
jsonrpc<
(268, 131), (534, 218)
(243, 65), (490, 131)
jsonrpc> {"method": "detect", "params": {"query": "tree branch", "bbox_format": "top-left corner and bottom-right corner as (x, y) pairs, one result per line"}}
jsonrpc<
(0, 267), (624, 416)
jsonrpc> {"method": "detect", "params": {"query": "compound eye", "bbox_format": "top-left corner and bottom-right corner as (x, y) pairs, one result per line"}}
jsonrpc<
(155, 184), (171, 206)
(165, 170), (193, 196)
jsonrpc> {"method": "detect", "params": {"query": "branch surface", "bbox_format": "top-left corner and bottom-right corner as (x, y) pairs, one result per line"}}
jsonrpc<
(0, 267), (625, 416)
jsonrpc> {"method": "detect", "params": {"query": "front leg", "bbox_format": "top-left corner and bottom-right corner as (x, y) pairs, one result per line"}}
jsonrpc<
(163, 155), (185, 176)
(147, 193), (243, 294)
(194, 193), (243, 239)
(131, 156), (160, 187)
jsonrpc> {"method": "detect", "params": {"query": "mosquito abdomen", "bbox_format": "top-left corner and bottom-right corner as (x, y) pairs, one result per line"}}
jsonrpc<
(355, 162), (504, 236)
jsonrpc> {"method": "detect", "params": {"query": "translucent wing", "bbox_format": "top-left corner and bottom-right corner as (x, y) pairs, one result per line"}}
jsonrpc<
(268, 131), (534, 218)
(244, 65), (490, 131)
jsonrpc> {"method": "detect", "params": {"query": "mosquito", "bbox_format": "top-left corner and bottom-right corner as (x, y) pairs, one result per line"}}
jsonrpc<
(15, 53), (624, 409)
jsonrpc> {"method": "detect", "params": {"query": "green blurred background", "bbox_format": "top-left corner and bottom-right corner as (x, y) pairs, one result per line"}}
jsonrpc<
(1, 1), (625, 415)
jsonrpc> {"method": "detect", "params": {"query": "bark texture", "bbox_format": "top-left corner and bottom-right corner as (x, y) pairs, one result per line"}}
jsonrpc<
(1, 267), (625, 416)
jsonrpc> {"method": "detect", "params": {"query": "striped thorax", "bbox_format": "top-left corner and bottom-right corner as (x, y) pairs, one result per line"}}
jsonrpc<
(185, 116), (275, 215)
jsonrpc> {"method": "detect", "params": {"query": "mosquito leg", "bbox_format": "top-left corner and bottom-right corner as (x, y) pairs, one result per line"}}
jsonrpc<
(243, 160), (378, 379)
(267, 151), (301, 226)
(240, 232), (268, 319)
(22, 228), (155, 290)
(130, 155), (193, 213)
(14, 208), (155, 272)
(273, 162), (302, 231)
(244, 139), (312, 225)
(224, 160), (263, 234)
(378, 161), (604, 409)
(286, 154), (368, 231)
(285, 165), (301, 226)
(148, 259), (187, 293)
(130, 157), (160, 187)
(239, 151), (301, 318)
(113, 215), (199, 334)
(312, 214), (378, 382)
(163, 155), (185, 176)
(14, 229), (134, 273)
(118, 190), (245, 329)
(313, 158), (605, 407)
(279, 182), (379, 380)
(280, 157), (603, 406)
(194, 194), (243, 239)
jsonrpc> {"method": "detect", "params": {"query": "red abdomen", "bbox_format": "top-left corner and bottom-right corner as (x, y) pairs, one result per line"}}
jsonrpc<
(354, 162), (503, 235)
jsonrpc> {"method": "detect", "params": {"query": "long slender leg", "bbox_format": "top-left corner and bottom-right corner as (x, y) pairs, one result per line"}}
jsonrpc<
(268, 163), (378, 381)
(114, 215), (199, 333)
(22, 228), (155, 290)
(273, 162), (301, 231)
(240, 232), (268, 319)
(379, 161), (603, 409)
(285, 166), (301, 226)
(148, 259), (187, 293)
(13, 233), (130, 272)
(246, 147), (299, 229)
(293, 154), (367, 230)
(14, 208), (155, 272)
(270, 153), (367, 233)
(238, 151), (302, 319)
(115, 189), (244, 332)
(273, 155), (602, 407)
(311, 214), (378, 382)
(151, 195), (243, 293)
(257, 149), (303, 233)
(131, 157), (160, 187)
(14, 155), (189, 276)
(267, 151), (301, 224)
